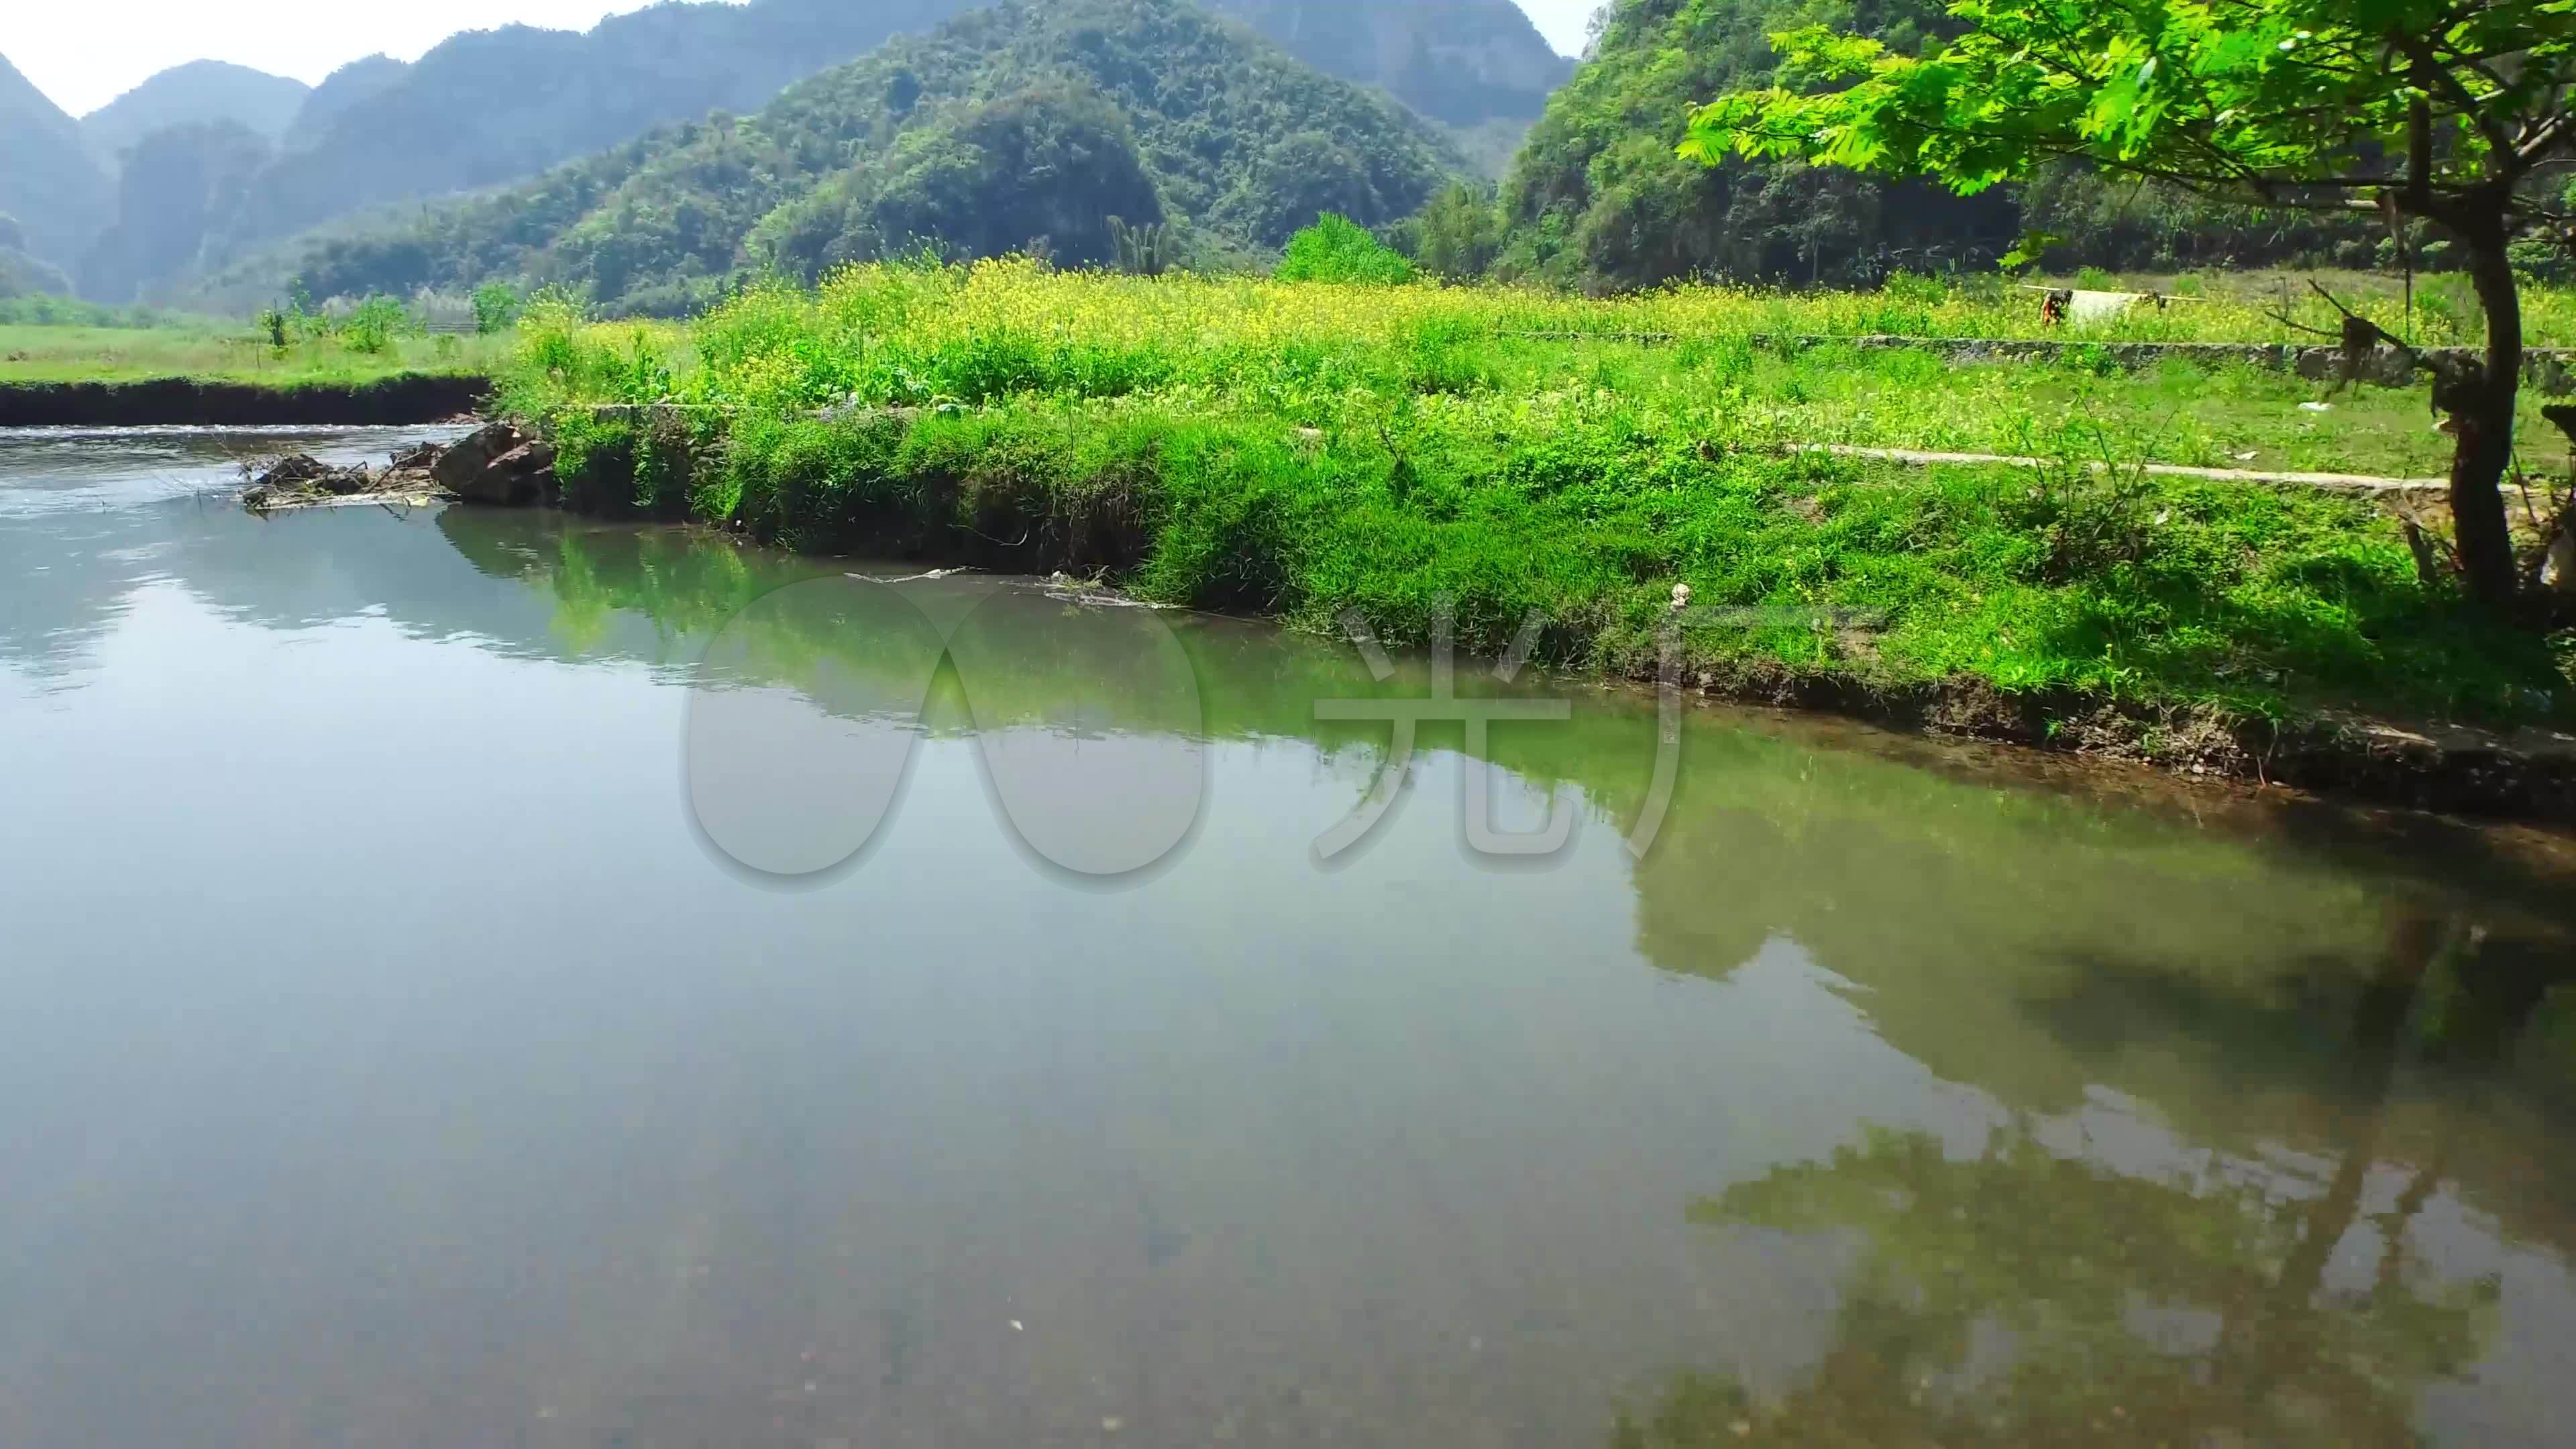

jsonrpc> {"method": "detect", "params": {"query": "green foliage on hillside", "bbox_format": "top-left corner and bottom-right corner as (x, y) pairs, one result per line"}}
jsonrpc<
(1499, 0), (2012, 289)
(1395, 180), (1508, 278)
(1491, 0), (2390, 289)
(749, 88), (1165, 276)
(272, 0), (1464, 315)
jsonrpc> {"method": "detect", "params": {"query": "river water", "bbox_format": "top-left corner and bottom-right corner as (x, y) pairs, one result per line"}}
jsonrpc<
(4, 427), (2575, 1447)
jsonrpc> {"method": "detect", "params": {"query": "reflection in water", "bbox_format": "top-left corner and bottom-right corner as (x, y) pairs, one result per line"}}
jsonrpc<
(3, 432), (2574, 1448)
(1631, 914), (2565, 1446)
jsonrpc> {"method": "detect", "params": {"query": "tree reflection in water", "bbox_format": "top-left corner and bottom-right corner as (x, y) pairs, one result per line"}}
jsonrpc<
(1619, 912), (2571, 1447)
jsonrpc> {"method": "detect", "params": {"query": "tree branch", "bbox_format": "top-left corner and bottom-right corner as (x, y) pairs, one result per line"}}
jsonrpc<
(2393, 30), (2516, 162)
(2518, 110), (2576, 164)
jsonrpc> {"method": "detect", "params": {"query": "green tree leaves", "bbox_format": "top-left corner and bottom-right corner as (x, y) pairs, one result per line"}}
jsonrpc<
(1679, 0), (2576, 605)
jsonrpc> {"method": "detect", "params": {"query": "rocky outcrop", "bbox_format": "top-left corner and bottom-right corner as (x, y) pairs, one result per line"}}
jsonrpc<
(431, 422), (557, 505)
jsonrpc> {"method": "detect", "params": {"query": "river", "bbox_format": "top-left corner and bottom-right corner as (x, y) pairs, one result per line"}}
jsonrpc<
(4, 426), (2574, 1447)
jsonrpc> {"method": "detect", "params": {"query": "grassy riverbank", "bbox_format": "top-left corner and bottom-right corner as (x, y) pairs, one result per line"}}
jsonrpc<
(0, 322), (512, 386)
(498, 263), (2576, 758)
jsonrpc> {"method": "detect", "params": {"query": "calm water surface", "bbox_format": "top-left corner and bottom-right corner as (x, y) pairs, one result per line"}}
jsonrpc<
(4, 427), (2574, 1447)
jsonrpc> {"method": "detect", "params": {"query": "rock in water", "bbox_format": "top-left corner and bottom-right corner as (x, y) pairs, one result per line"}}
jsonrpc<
(433, 423), (555, 505)
(487, 441), (558, 506)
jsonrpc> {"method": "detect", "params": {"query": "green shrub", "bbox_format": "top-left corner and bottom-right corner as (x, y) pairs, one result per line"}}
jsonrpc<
(339, 294), (412, 355)
(1275, 215), (1415, 285)
(472, 282), (524, 335)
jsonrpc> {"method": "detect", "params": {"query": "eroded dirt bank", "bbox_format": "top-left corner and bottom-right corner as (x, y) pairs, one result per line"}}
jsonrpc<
(0, 374), (490, 427)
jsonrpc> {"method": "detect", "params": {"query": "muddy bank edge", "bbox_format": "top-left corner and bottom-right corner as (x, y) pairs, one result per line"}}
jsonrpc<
(0, 374), (490, 427)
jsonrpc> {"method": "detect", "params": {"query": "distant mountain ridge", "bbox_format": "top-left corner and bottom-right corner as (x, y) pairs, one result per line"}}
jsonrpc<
(233, 1), (989, 256)
(54, 2), (1568, 304)
(79, 60), (310, 166)
(232, 0), (1467, 315)
(284, 55), (413, 150)
(0, 54), (112, 274)
(241, 1), (1562, 258)
(1203, 0), (1570, 127)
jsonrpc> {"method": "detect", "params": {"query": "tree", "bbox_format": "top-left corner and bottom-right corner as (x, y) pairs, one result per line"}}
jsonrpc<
(1680, 1), (2576, 609)
(1394, 180), (1506, 278)
(472, 280), (523, 334)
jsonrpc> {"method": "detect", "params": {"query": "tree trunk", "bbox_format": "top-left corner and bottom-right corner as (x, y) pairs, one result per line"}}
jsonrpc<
(2454, 224), (2524, 607)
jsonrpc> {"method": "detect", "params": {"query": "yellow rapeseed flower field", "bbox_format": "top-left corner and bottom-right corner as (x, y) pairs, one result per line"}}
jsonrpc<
(521, 258), (2576, 423)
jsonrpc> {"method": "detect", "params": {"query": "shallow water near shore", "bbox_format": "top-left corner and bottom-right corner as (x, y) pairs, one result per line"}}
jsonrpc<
(5, 427), (2575, 1447)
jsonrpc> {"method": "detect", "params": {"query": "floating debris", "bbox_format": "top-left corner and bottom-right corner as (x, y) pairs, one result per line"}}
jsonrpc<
(241, 443), (452, 512)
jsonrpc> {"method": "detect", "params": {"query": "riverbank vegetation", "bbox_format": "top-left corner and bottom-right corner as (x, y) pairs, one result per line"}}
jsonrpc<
(0, 321), (510, 386)
(0, 283), (518, 385)
(497, 258), (2576, 747)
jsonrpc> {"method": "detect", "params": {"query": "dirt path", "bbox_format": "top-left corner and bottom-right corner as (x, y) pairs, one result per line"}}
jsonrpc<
(1799, 443), (2447, 492)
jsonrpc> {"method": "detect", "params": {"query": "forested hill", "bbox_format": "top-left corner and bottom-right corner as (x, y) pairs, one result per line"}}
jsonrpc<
(0, 54), (111, 273)
(1495, 0), (2385, 288)
(1201, 1), (1570, 127)
(233, 1), (986, 254)
(79, 61), (309, 166)
(1497, 0), (2017, 290)
(258, 0), (1465, 315)
(229, 0), (1558, 269)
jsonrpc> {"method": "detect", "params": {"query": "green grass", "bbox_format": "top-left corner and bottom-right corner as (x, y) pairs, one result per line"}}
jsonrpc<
(0, 323), (513, 385)
(1752, 349), (2504, 478)
(498, 264), (2576, 737)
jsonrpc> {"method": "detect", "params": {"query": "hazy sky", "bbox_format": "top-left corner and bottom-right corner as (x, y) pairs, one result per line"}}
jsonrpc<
(13, 1), (1605, 117)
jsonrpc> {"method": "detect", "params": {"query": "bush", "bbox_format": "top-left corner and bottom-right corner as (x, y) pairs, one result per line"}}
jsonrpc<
(1275, 215), (1415, 285)
(1395, 182), (1505, 280)
(338, 294), (413, 354)
(473, 282), (524, 334)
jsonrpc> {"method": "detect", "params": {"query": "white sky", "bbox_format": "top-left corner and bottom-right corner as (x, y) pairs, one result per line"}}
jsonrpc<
(11, 1), (1604, 117)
